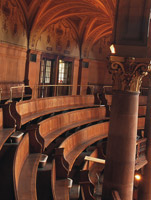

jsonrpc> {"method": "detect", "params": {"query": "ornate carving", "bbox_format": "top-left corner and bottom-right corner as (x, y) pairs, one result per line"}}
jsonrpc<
(108, 56), (151, 92)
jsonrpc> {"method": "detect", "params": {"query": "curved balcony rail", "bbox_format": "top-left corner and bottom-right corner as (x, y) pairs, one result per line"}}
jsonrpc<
(2, 84), (148, 102)
(8, 85), (31, 102)
(33, 84), (104, 98)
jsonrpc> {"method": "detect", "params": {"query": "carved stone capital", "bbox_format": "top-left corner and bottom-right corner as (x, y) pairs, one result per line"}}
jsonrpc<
(108, 56), (151, 92)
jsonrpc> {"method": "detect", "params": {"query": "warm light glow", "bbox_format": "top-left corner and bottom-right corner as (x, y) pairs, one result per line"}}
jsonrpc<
(110, 44), (116, 54)
(135, 174), (142, 181)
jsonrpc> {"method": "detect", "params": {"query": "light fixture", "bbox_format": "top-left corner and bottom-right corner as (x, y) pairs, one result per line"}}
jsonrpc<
(110, 44), (116, 54)
(135, 174), (142, 181)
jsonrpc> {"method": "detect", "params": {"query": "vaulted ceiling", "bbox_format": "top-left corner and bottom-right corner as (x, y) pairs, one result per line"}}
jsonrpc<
(15, 0), (116, 49)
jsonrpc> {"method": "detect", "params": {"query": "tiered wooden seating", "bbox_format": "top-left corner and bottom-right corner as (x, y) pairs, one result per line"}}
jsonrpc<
(139, 95), (148, 105)
(10, 93), (146, 200)
(79, 147), (105, 200)
(0, 102), (15, 150)
(79, 170), (95, 200)
(51, 159), (71, 200)
(51, 122), (109, 200)
(83, 148), (105, 172)
(51, 113), (145, 199)
(11, 95), (98, 130)
(32, 106), (107, 151)
(13, 133), (41, 200)
(137, 117), (145, 130)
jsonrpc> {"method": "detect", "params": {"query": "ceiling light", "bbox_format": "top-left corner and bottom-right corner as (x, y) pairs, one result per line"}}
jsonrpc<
(110, 44), (116, 54)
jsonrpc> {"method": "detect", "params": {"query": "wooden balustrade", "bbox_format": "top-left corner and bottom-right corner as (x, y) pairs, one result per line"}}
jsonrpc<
(135, 138), (148, 170)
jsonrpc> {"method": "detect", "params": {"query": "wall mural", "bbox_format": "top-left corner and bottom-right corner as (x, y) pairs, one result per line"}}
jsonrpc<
(84, 35), (111, 61)
(36, 20), (80, 57)
(0, 0), (27, 47)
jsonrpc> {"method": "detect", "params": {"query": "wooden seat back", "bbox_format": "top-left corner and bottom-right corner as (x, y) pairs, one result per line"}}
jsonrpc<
(58, 116), (145, 171)
(13, 133), (41, 200)
(39, 106), (106, 144)
(51, 121), (109, 200)
(79, 170), (95, 200)
(60, 122), (109, 170)
(51, 160), (70, 200)
(139, 96), (147, 105)
(16, 95), (95, 118)
(13, 134), (30, 199)
(0, 103), (16, 150)
(13, 95), (96, 129)
(51, 122), (109, 200)
(138, 117), (145, 129)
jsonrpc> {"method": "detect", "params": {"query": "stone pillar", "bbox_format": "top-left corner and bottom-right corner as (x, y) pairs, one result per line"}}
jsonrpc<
(102, 56), (151, 200)
(138, 77), (151, 200)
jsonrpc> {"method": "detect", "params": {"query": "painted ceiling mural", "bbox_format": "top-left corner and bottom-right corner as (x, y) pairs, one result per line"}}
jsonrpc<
(0, 0), (27, 46)
(0, 0), (116, 60)
(88, 35), (112, 60)
(36, 20), (79, 57)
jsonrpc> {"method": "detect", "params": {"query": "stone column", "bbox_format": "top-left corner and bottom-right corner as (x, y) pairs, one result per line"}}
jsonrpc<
(102, 56), (151, 200)
(138, 77), (151, 200)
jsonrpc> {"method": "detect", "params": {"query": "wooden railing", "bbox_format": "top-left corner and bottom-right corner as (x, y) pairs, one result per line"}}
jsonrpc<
(33, 84), (103, 98)
(135, 137), (148, 170)
(136, 138), (147, 161)
(0, 85), (32, 102)
(9, 85), (31, 102)
(103, 85), (112, 94)
(0, 84), (148, 102)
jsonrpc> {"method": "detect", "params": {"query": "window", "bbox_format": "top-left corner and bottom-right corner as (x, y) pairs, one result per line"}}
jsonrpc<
(58, 60), (72, 84)
(40, 59), (53, 84)
(57, 59), (73, 95)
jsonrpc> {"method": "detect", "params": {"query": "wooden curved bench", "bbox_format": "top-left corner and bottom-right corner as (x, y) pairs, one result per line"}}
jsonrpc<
(51, 122), (109, 200)
(83, 147), (104, 172)
(28, 106), (107, 151)
(51, 115), (145, 200)
(13, 133), (41, 200)
(0, 102), (15, 150)
(78, 147), (104, 200)
(51, 160), (71, 200)
(79, 117), (146, 200)
(11, 95), (98, 130)
(137, 117), (145, 130)
(79, 170), (95, 200)
(53, 116), (145, 177)
(59, 122), (109, 172)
